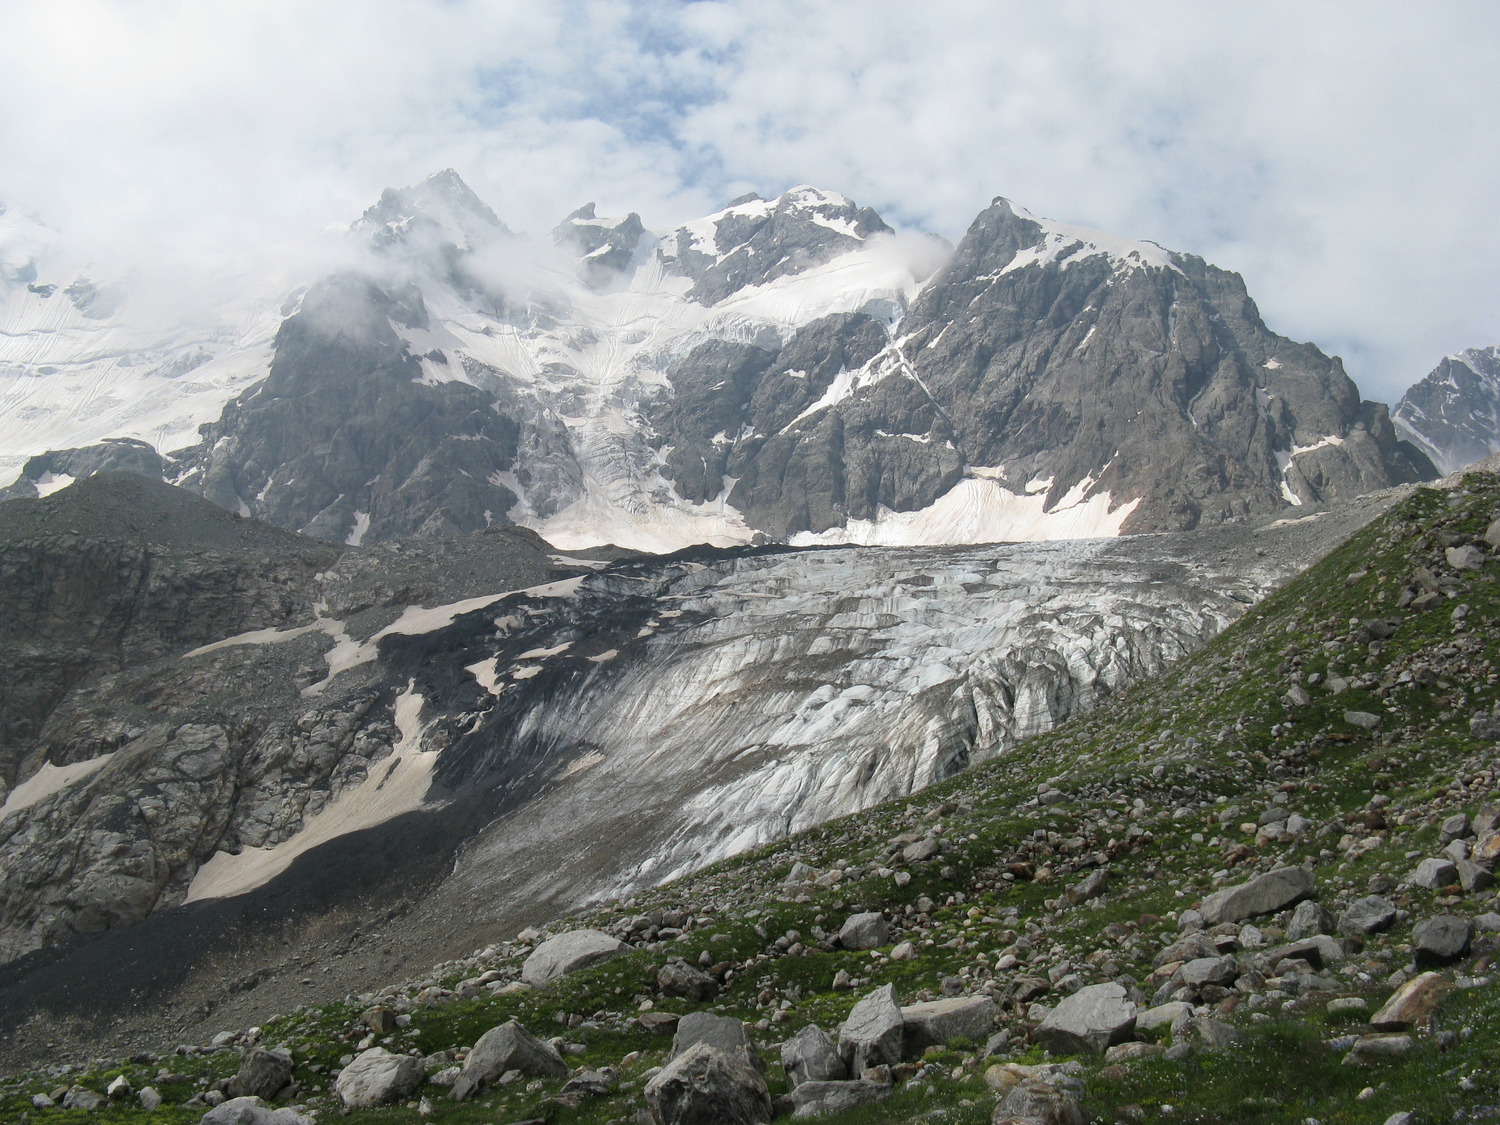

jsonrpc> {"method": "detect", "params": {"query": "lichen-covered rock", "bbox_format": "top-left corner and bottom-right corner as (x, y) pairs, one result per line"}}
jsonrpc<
(837, 984), (905, 1073)
(451, 1020), (567, 1100)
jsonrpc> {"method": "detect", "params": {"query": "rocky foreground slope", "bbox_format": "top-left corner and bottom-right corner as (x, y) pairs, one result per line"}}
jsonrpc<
(4, 476), (1500, 1120)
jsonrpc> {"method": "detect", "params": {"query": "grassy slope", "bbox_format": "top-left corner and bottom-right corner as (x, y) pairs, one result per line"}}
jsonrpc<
(8, 475), (1500, 1125)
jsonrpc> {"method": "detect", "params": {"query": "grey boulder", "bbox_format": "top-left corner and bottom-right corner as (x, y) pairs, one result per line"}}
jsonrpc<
(200, 1097), (314, 1125)
(838, 983), (905, 1073)
(659, 959), (720, 1001)
(837, 911), (890, 950)
(900, 995), (997, 1053)
(1286, 900), (1334, 941)
(335, 1047), (424, 1108)
(994, 1079), (1087, 1125)
(520, 928), (629, 986)
(1411, 858), (1459, 890)
(1034, 982), (1136, 1057)
(451, 1020), (568, 1100)
(1413, 915), (1474, 966)
(1199, 867), (1314, 925)
(644, 1042), (772, 1125)
(789, 1078), (892, 1118)
(674, 1012), (761, 1069)
(781, 1024), (846, 1090)
(227, 1048), (293, 1101)
(1338, 895), (1397, 936)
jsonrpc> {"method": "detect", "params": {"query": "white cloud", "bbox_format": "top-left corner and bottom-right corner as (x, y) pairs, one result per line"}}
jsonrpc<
(1, 0), (1496, 401)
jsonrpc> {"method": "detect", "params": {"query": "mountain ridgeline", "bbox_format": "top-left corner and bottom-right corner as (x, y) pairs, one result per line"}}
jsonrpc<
(1, 173), (1436, 551)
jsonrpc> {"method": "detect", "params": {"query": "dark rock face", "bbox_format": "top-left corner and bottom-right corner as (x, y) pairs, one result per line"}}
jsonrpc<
(0, 438), (165, 502)
(658, 186), (892, 306)
(178, 275), (524, 544)
(890, 199), (1433, 532)
(643, 311), (964, 537)
(552, 204), (647, 286)
(1394, 347), (1500, 474)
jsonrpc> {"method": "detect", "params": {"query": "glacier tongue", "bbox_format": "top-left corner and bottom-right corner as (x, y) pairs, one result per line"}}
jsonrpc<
(380, 522), (1315, 930)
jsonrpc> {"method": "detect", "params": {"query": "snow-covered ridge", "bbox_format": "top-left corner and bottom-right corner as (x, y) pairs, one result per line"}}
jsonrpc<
(1001, 200), (1180, 275)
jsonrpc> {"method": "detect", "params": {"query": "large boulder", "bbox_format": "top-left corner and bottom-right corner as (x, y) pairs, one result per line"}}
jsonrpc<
(1338, 895), (1396, 936)
(451, 1020), (568, 1101)
(520, 928), (629, 986)
(781, 1024), (846, 1090)
(993, 1079), (1087, 1125)
(1413, 915), (1474, 966)
(1371, 972), (1450, 1031)
(673, 1012), (761, 1069)
(200, 1097), (314, 1125)
(1199, 867), (1314, 925)
(659, 959), (720, 1001)
(644, 1042), (772, 1125)
(789, 1078), (892, 1118)
(837, 912), (890, 950)
(837, 984), (905, 1073)
(1034, 982), (1136, 1057)
(900, 995), (997, 1054)
(226, 1048), (293, 1101)
(335, 1047), (424, 1108)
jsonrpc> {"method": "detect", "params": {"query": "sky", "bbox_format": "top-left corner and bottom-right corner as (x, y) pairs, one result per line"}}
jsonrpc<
(0, 0), (1496, 402)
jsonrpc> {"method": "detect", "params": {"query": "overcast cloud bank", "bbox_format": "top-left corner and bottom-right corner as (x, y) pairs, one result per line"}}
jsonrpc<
(1, 0), (1496, 400)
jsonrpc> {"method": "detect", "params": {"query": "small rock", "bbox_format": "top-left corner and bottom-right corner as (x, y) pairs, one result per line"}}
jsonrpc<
(902, 837), (941, 863)
(62, 1087), (106, 1111)
(107, 1073), (132, 1098)
(1180, 955), (1238, 988)
(1344, 711), (1382, 730)
(139, 1087), (162, 1111)
(562, 1067), (617, 1096)
(1190, 1016), (1240, 1050)
(1342, 1034), (1414, 1065)
(1440, 813), (1473, 844)
(1135, 1002), (1193, 1033)
(890, 940), (917, 960)
(1104, 1042), (1165, 1063)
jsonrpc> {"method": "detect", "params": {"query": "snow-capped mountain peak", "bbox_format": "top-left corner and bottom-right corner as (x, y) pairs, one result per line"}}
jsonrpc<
(352, 168), (509, 255)
(995, 197), (1179, 275)
(1394, 345), (1500, 474)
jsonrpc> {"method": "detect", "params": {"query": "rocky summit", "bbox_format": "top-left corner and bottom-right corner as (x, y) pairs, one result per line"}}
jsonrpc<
(1, 173), (1434, 552)
(1395, 346), (1500, 475)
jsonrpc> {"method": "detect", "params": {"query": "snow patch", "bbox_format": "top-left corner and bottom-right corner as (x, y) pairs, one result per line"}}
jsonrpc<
(34, 471), (74, 497)
(345, 511), (371, 546)
(0, 753), (117, 821)
(789, 476), (1139, 547)
(185, 684), (440, 902)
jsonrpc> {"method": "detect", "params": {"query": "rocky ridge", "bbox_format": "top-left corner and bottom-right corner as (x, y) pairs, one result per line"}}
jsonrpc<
(1395, 346), (1500, 475)
(3, 173), (1435, 552)
(3, 469), (1499, 1120)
